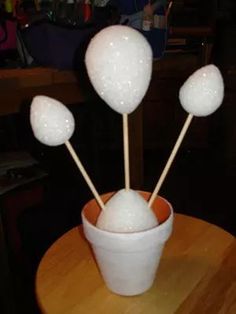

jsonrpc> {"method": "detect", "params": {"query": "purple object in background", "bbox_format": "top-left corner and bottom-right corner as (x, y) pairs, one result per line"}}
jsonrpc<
(114, 0), (149, 14)
(21, 22), (102, 69)
(0, 20), (17, 51)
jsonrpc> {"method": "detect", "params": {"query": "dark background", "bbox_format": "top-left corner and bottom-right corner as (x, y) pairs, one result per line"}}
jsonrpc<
(0, 1), (236, 313)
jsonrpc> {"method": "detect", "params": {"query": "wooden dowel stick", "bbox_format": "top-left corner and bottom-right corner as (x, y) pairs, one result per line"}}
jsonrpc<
(165, 1), (173, 18)
(148, 113), (194, 207)
(65, 140), (105, 211)
(123, 113), (130, 191)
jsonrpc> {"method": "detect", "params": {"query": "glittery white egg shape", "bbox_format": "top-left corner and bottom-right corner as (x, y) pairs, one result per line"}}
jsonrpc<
(96, 189), (158, 233)
(179, 64), (224, 117)
(85, 25), (153, 114)
(30, 95), (75, 146)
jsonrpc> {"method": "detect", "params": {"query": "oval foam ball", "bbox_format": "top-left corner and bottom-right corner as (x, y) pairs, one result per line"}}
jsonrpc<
(85, 25), (153, 114)
(96, 189), (158, 233)
(179, 64), (224, 116)
(30, 95), (75, 146)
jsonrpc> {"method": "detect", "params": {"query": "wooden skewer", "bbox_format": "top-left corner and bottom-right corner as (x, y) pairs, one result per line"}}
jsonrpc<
(148, 113), (194, 207)
(165, 1), (173, 18)
(123, 113), (130, 191)
(65, 140), (105, 211)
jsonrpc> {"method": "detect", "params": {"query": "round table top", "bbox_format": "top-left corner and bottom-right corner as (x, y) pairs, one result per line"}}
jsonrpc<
(36, 214), (235, 314)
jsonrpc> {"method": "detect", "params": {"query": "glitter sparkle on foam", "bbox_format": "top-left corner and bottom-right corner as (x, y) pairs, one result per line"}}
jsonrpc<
(96, 189), (158, 233)
(30, 95), (75, 146)
(85, 25), (153, 114)
(179, 64), (224, 117)
(30, 29), (225, 235)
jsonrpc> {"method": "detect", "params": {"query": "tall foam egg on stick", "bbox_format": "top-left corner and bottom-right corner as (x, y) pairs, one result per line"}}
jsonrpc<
(85, 25), (153, 191)
(85, 25), (157, 232)
(30, 95), (105, 210)
(148, 64), (224, 207)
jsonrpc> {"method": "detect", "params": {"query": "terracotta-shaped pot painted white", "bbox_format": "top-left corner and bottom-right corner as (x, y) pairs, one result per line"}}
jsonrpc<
(82, 191), (173, 296)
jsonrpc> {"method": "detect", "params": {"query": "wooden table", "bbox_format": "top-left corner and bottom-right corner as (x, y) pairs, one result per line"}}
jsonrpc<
(36, 214), (236, 314)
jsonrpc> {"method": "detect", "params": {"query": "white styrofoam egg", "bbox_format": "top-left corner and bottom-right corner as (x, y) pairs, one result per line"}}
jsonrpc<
(179, 64), (224, 116)
(96, 189), (158, 233)
(30, 95), (75, 146)
(85, 25), (153, 114)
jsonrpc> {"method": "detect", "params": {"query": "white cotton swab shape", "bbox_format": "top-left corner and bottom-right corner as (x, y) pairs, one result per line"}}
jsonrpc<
(30, 95), (105, 211)
(148, 64), (224, 207)
(85, 25), (153, 191)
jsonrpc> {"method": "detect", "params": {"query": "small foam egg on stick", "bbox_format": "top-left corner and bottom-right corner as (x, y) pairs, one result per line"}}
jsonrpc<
(96, 189), (158, 233)
(30, 95), (75, 146)
(85, 25), (153, 191)
(179, 64), (224, 117)
(148, 64), (224, 207)
(30, 95), (105, 210)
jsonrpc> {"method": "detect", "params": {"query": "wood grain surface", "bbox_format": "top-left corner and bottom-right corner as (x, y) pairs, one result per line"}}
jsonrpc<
(0, 68), (83, 116)
(35, 214), (235, 314)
